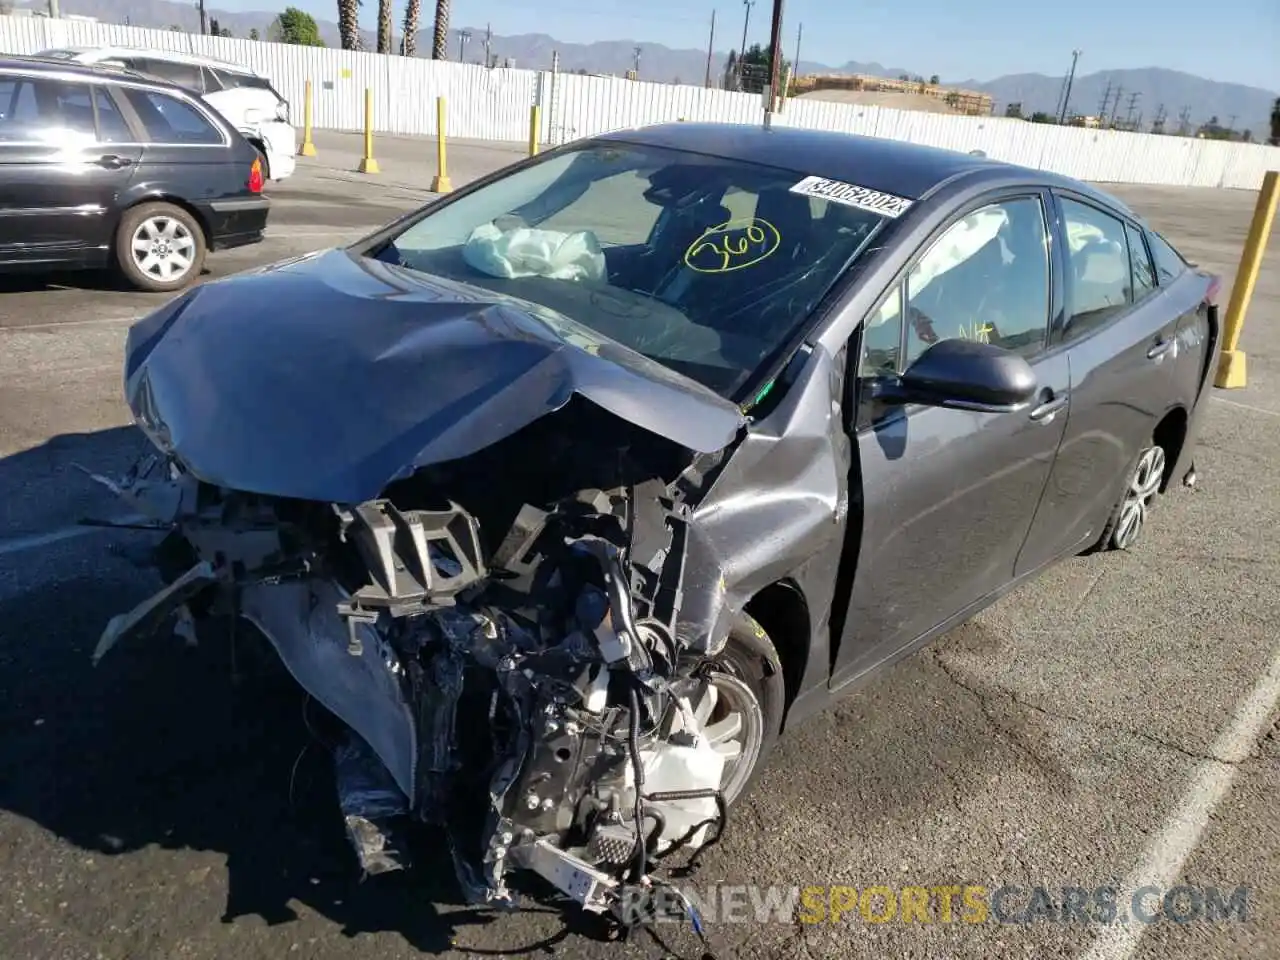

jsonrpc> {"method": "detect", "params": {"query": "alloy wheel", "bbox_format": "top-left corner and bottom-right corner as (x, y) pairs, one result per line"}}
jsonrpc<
(1113, 445), (1166, 550)
(130, 216), (197, 283)
(688, 670), (765, 803)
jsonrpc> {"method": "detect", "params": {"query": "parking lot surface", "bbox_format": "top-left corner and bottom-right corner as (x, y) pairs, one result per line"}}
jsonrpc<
(1, 132), (1277, 960)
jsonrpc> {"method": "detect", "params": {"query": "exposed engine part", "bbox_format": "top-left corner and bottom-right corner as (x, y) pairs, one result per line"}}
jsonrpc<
(89, 456), (745, 939)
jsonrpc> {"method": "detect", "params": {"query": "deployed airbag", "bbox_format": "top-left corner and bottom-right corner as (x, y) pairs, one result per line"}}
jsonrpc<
(463, 223), (607, 282)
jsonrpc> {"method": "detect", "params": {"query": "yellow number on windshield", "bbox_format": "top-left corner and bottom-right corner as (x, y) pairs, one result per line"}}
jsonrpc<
(683, 217), (781, 274)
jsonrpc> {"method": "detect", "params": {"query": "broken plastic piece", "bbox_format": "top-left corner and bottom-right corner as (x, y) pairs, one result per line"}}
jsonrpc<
(92, 560), (219, 664)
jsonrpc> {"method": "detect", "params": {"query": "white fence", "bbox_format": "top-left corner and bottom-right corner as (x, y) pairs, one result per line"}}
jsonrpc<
(3, 15), (1278, 190)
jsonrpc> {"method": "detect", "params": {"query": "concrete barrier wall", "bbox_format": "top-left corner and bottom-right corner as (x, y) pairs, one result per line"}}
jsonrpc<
(3, 15), (1278, 190)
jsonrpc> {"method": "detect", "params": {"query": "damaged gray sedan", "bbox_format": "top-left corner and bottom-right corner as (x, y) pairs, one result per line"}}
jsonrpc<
(92, 123), (1219, 926)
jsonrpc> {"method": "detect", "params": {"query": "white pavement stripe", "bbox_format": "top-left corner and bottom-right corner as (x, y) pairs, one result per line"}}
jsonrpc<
(1212, 395), (1280, 418)
(0, 313), (141, 333)
(1077, 644), (1280, 960)
(0, 517), (145, 558)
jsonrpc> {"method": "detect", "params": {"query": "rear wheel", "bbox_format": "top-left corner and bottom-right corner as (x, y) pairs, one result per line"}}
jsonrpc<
(1096, 440), (1167, 551)
(115, 202), (206, 293)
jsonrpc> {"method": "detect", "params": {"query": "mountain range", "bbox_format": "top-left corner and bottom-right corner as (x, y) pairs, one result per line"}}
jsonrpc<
(8, 0), (1277, 137)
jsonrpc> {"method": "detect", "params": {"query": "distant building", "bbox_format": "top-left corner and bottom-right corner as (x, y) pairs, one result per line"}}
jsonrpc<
(790, 73), (993, 116)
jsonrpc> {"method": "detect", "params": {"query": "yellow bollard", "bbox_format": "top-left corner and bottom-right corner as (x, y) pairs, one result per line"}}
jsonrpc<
(430, 96), (453, 193)
(357, 87), (379, 174)
(1215, 169), (1279, 388)
(528, 104), (541, 157)
(297, 79), (317, 157)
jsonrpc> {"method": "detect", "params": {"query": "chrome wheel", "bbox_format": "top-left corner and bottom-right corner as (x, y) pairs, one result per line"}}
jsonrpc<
(1113, 445), (1165, 550)
(130, 216), (196, 283)
(688, 671), (765, 804)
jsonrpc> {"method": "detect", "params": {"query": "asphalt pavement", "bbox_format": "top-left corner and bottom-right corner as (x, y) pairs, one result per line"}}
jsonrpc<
(0, 134), (1277, 960)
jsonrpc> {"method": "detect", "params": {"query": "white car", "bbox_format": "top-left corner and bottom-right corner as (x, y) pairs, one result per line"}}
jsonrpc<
(35, 46), (297, 182)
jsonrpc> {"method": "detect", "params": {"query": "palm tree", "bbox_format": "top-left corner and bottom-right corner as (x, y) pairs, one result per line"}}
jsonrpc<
(377, 0), (392, 53)
(432, 0), (449, 59)
(338, 0), (360, 50)
(402, 0), (422, 56)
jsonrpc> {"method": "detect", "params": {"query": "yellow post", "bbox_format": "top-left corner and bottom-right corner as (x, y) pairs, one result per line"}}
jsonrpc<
(357, 87), (379, 174)
(430, 96), (453, 193)
(528, 104), (541, 157)
(1215, 169), (1279, 388)
(297, 79), (317, 157)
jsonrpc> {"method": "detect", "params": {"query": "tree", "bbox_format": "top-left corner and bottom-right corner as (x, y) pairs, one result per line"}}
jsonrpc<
(337, 0), (360, 50)
(401, 0), (422, 56)
(737, 42), (789, 95)
(1004, 101), (1024, 119)
(432, 0), (448, 59)
(1029, 111), (1056, 124)
(272, 6), (324, 46)
(722, 49), (737, 90)
(208, 18), (232, 37)
(249, 28), (260, 40)
(928, 74), (939, 85)
(1270, 97), (1280, 146)
(376, 0), (392, 53)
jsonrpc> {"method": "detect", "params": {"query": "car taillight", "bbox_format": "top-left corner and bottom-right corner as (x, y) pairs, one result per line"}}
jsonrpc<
(248, 156), (264, 193)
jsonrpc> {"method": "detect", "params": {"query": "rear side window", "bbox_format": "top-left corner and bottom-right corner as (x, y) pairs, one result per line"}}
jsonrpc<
(121, 88), (223, 144)
(1147, 231), (1188, 285)
(1060, 197), (1133, 341)
(1125, 223), (1157, 301)
(213, 69), (274, 93)
(136, 58), (204, 92)
(95, 86), (133, 142)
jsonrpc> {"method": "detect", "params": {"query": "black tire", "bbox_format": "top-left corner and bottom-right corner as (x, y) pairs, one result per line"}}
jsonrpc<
(705, 610), (786, 806)
(115, 202), (207, 293)
(1090, 437), (1168, 553)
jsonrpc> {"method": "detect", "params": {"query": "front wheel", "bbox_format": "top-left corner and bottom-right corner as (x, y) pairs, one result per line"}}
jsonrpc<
(1096, 441), (1167, 551)
(115, 202), (206, 293)
(690, 611), (786, 806)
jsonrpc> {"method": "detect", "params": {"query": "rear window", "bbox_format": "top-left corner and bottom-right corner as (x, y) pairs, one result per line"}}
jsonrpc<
(121, 88), (223, 144)
(212, 69), (280, 97)
(1147, 230), (1189, 285)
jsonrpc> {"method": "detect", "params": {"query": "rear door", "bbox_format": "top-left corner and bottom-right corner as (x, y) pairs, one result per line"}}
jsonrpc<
(831, 190), (1069, 687)
(0, 73), (142, 264)
(1013, 192), (1179, 568)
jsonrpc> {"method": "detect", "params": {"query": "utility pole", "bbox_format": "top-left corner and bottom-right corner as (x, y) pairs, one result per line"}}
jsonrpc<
(458, 29), (471, 62)
(738, 0), (755, 90)
(1124, 91), (1141, 128)
(1176, 106), (1191, 136)
(1057, 49), (1081, 124)
(1152, 103), (1167, 134)
(1227, 113), (1237, 133)
(704, 11), (716, 88)
(484, 23), (492, 68)
(1097, 80), (1113, 121)
(764, 0), (785, 122)
(48, 0), (61, 18)
(1109, 84), (1124, 126)
(793, 22), (803, 89)
(197, 0), (207, 34)
(633, 45), (641, 78)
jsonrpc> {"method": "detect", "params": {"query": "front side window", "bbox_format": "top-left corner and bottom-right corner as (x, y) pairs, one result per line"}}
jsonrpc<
(370, 143), (895, 399)
(0, 77), (99, 144)
(1126, 223), (1156, 301)
(121, 88), (223, 144)
(1061, 197), (1132, 341)
(860, 197), (1051, 373)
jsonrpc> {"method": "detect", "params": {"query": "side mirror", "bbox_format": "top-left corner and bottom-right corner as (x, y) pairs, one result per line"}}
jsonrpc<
(872, 338), (1037, 413)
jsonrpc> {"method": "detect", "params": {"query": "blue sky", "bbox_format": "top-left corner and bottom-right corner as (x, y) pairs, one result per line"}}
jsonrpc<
(216, 0), (1278, 90)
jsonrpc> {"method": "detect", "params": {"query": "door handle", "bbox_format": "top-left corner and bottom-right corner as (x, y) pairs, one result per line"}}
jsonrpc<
(1147, 338), (1175, 360)
(95, 154), (134, 169)
(1029, 394), (1069, 421)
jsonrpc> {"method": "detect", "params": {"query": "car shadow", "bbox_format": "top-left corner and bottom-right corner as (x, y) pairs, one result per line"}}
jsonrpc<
(0, 426), (643, 957)
(0, 267), (213, 295)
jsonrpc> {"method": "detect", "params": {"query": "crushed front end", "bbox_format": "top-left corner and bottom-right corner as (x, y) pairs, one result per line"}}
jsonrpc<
(89, 443), (751, 923)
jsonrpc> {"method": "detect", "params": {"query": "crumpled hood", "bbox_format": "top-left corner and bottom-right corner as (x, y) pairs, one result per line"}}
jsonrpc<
(123, 248), (746, 504)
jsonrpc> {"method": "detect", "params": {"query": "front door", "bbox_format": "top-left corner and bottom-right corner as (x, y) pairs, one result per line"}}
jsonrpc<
(831, 191), (1069, 688)
(1013, 193), (1179, 571)
(0, 74), (141, 264)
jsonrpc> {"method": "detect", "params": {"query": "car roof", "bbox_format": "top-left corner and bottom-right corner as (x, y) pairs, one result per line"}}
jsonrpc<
(36, 45), (259, 76)
(593, 121), (1136, 218)
(0, 54), (193, 93)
